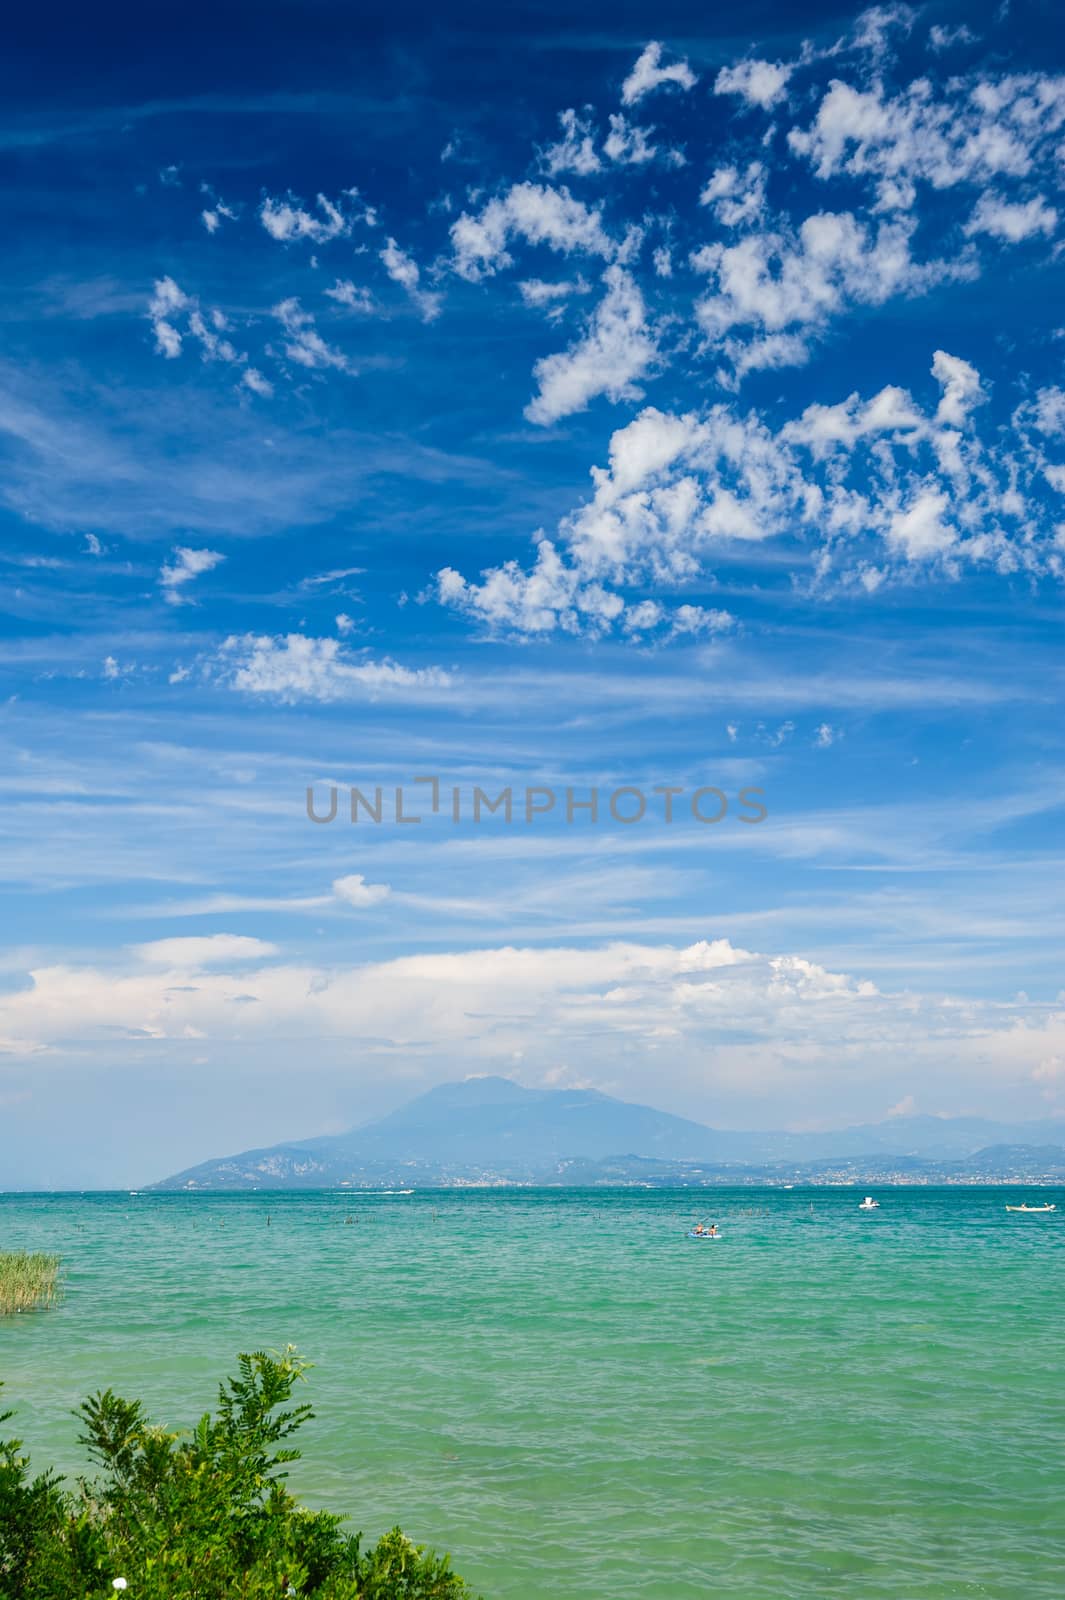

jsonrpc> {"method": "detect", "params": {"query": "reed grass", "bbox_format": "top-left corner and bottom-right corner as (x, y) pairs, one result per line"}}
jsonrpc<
(0, 1250), (61, 1314)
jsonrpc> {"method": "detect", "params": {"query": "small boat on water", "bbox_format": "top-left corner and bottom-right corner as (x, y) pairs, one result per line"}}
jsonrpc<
(1005, 1203), (1056, 1213)
(858, 1196), (880, 1211)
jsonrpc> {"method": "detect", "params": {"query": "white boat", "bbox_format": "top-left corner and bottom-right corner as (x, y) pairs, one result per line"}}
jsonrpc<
(1005, 1203), (1056, 1213)
(858, 1196), (879, 1210)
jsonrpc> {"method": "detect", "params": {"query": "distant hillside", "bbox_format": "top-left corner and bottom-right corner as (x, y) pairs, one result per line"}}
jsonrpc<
(150, 1077), (1065, 1190)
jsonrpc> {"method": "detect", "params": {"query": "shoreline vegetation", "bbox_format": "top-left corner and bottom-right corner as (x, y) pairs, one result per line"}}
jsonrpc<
(0, 1252), (61, 1316)
(0, 1347), (476, 1599)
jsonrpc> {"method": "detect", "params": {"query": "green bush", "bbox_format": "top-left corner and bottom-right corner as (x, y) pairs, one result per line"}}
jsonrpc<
(0, 1348), (477, 1600)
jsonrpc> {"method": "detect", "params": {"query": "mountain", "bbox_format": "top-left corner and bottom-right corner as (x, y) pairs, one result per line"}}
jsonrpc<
(150, 1077), (1065, 1190)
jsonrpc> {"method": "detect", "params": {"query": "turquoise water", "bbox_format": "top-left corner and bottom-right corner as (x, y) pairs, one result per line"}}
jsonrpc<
(2, 1188), (1063, 1599)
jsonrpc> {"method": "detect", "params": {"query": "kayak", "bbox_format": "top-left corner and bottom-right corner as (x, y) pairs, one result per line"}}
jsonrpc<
(1005, 1204), (1056, 1213)
(687, 1230), (722, 1240)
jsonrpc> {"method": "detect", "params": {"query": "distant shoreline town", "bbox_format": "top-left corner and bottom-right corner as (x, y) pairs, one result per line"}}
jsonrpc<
(148, 1077), (1065, 1193)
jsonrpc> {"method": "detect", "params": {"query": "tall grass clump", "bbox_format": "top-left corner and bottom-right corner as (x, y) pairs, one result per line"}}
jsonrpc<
(0, 1346), (478, 1599)
(0, 1252), (61, 1315)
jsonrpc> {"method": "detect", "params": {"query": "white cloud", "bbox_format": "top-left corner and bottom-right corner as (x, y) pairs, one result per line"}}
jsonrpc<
(692, 212), (971, 375)
(714, 59), (793, 110)
(524, 266), (656, 425)
(273, 298), (355, 373)
(700, 162), (767, 227)
(787, 72), (1065, 212)
(85, 533), (102, 556)
(602, 114), (657, 165)
(668, 604), (735, 638)
(159, 546), (225, 606)
(201, 201), (236, 234)
(437, 539), (625, 636)
(885, 489), (955, 559)
(259, 192), (352, 244)
(450, 183), (613, 281)
(134, 935), (278, 967)
(333, 873), (391, 908)
(379, 237), (442, 321)
(518, 276), (590, 313)
(148, 276), (188, 358)
(964, 192), (1057, 242)
(211, 633), (451, 701)
(325, 279), (376, 313)
(6, 936), (1065, 1121)
(437, 532), (734, 642)
(931, 349), (984, 427)
(149, 278), (248, 374)
(928, 23), (976, 52)
(439, 347), (1065, 628)
(242, 368), (274, 399)
(621, 42), (697, 106)
(1019, 387), (1065, 437)
(849, 4), (915, 60)
(542, 109), (602, 176)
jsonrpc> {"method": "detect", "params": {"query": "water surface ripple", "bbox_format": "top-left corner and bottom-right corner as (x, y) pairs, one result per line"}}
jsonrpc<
(2, 1188), (1062, 1599)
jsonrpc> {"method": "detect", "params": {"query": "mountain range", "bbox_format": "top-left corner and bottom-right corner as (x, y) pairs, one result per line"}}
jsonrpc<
(150, 1077), (1065, 1189)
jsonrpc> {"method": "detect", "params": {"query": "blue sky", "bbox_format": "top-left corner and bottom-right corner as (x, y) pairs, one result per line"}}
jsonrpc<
(2, 0), (1065, 1186)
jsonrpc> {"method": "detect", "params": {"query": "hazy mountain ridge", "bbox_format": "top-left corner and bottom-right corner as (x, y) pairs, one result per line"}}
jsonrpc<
(150, 1078), (1065, 1190)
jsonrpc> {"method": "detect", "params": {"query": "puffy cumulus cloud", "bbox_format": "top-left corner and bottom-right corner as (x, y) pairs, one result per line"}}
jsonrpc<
(148, 276), (187, 358)
(542, 109), (602, 177)
(931, 350), (985, 427)
(436, 538), (733, 640)
(692, 211), (972, 379)
(333, 874), (391, 908)
(542, 108), (677, 177)
(450, 182), (613, 281)
(201, 200), (237, 234)
(0, 936), (866, 1059)
(148, 32), (1065, 447)
(149, 278), (244, 368)
(241, 367), (274, 399)
(928, 23), (977, 53)
(788, 72), (1065, 213)
(379, 237), (442, 321)
(621, 41), (697, 106)
(209, 633), (451, 702)
(5, 935), (1065, 1118)
(438, 350), (1065, 634)
(325, 279), (376, 313)
(436, 539), (627, 636)
(602, 114), (658, 166)
(700, 162), (768, 228)
(714, 59), (794, 110)
(159, 545), (225, 606)
(1017, 386), (1065, 437)
(524, 266), (656, 424)
(259, 191), (354, 244)
(884, 489), (954, 560)
(273, 298), (355, 373)
(848, 3), (916, 61)
(964, 192), (1058, 242)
